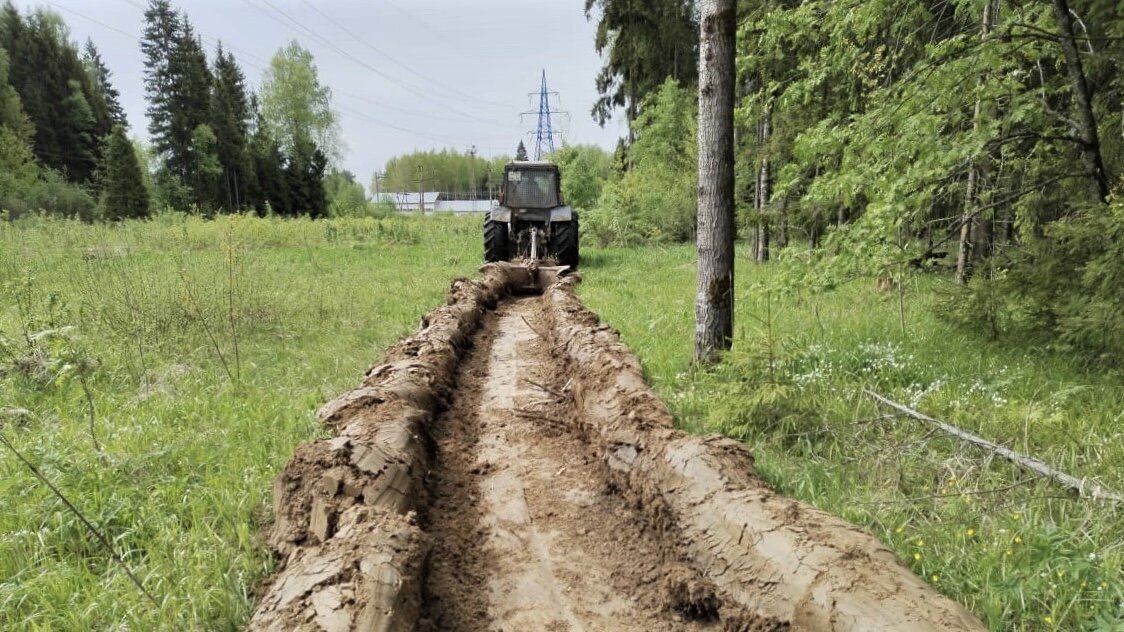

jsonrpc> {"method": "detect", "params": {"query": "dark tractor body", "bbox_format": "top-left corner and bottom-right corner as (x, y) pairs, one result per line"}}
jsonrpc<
(484, 160), (579, 272)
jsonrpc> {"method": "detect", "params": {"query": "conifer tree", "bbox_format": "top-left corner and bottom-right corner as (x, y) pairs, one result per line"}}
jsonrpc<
(0, 4), (111, 183)
(100, 125), (150, 220)
(83, 39), (126, 128)
(210, 45), (251, 211)
(585, 0), (698, 127)
(141, 0), (212, 207)
(247, 94), (288, 215)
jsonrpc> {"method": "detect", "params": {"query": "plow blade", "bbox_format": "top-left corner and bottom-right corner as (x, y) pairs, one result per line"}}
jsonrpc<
(501, 263), (570, 293)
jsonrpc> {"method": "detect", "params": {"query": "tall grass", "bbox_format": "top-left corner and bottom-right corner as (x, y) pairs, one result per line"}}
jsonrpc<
(579, 244), (1124, 632)
(2, 216), (1121, 630)
(0, 213), (480, 630)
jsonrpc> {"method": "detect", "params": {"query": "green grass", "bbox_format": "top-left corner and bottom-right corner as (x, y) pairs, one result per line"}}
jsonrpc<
(0, 213), (480, 630)
(579, 243), (1124, 632)
(1, 216), (1121, 630)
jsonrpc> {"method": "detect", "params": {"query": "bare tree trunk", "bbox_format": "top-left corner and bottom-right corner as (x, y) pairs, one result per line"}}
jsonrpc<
(957, 1), (998, 285)
(755, 105), (771, 263)
(695, 0), (736, 364)
(956, 163), (978, 284)
(1051, 0), (1109, 203)
(777, 198), (788, 250)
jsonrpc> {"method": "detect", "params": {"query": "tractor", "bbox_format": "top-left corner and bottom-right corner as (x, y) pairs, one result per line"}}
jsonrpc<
(484, 158), (578, 289)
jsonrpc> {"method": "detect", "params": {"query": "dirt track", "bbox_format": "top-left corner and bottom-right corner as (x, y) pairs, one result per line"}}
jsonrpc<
(421, 300), (736, 631)
(247, 266), (987, 632)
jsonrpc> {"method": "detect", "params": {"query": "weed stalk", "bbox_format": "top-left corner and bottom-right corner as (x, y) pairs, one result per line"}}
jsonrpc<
(0, 430), (159, 607)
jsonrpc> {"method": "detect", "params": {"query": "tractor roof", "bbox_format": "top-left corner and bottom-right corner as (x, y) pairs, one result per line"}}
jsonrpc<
(505, 160), (558, 169)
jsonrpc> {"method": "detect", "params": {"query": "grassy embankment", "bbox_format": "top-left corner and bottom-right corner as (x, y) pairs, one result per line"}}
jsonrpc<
(0, 215), (1120, 630)
(580, 245), (1123, 632)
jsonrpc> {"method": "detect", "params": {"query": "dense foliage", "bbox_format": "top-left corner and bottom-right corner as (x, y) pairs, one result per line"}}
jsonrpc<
(376, 148), (510, 200)
(578, 0), (1124, 364)
(0, 0), (342, 220)
(584, 80), (698, 245)
(585, 0), (698, 127)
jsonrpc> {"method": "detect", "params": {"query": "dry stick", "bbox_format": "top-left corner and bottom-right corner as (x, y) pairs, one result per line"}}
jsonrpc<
(520, 377), (566, 400)
(866, 389), (1124, 503)
(225, 224), (241, 386)
(178, 270), (234, 384)
(519, 315), (551, 342)
(0, 431), (160, 607)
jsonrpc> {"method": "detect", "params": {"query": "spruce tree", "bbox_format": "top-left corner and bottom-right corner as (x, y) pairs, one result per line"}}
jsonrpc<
(284, 146), (327, 218)
(210, 46), (251, 211)
(100, 125), (150, 220)
(141, 0), (179, 159)
(83, 39), (126, 128)
(247, 93), (287, 215)
(0, 4), (111, 183)
(141, 0), (212, 207)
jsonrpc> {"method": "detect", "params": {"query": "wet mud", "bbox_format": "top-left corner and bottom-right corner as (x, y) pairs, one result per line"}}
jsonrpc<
(247, 265), (985, 632)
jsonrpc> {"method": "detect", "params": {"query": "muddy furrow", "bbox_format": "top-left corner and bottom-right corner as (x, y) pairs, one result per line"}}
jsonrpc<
(247, 264), (987, 632)
(421, 299), (736, 631)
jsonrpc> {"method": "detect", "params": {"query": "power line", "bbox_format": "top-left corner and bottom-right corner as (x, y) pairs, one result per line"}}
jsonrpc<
(333, 104), (475, 146)
(116, 0), (513, 131)
(298, 0), (508, 108)
(42, 1), (139, 40)
(55, 0), (491, 148)
(243, 0), (499, 126)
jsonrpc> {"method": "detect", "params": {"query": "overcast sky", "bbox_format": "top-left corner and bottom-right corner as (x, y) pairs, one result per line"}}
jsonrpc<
(14, 0), (625, 189)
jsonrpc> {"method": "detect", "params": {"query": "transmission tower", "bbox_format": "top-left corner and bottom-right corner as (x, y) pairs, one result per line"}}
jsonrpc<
(520, 70), (567, 160)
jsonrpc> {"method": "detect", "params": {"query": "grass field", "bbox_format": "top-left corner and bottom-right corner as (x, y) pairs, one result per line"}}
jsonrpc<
(1, 215), (1121, 631)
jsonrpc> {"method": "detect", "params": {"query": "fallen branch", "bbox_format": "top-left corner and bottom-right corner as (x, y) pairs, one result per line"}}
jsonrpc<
(865, 389), (1124, 504)
(520, 377), (567, 400)
(519, 315), (552, 342)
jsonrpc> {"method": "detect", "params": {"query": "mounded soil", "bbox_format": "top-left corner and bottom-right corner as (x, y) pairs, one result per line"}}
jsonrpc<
(247, 264), (986, 632)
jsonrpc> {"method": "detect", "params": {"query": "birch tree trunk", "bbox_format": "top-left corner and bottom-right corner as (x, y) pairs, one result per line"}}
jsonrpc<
(695, 0), (736, 364)
(754, 104), (772, 262)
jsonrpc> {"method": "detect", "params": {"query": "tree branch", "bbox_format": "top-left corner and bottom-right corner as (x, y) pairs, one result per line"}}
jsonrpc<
(866, 389), (1123, 504)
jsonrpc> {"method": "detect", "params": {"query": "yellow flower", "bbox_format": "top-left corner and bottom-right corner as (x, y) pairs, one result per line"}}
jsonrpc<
(895, 527), (903, 534)
(1012, 513), (1021, 521)
(966, 528), (975, 537)
(1014, 536), (1023, 544)
(931, 574), (940, 583)
(916, 539), (925, 547)
(914, 552), (922, 561)
(1044, 615), (1054, 625)
(1004, 549), (1013, 557)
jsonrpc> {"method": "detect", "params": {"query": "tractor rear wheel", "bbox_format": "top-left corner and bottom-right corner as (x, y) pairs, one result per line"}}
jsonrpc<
(551, 217), (579, 269)
(484, 219), (509, 263)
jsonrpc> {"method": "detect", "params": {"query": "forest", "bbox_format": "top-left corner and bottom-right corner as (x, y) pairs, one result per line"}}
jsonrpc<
(0, 0), (344, 220)
(578, 0), (1124, 366)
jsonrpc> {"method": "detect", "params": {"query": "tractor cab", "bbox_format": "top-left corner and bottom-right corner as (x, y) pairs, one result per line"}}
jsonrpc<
(499, 162), (563, 210)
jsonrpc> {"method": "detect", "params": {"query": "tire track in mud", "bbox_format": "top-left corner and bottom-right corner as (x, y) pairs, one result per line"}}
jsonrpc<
(421, 299), (716, 631)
